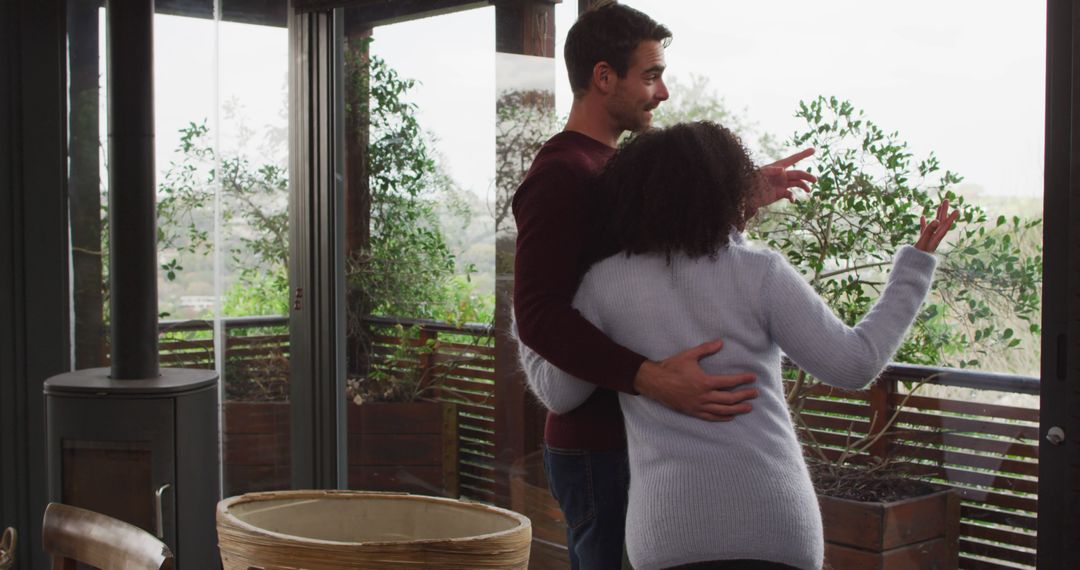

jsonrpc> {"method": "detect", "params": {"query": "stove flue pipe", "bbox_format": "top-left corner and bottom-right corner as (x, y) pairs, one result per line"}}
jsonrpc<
(107, 0), (159, 380)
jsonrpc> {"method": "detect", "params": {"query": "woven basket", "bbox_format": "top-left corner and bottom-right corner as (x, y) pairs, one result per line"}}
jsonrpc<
(0, 527), (15, 570)
(217, 490), (531, 570)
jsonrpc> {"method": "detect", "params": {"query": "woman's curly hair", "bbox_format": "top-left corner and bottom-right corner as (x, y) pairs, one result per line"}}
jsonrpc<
(591, 121), (757, 263)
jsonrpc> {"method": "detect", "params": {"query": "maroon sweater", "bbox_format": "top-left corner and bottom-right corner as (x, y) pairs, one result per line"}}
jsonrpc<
(512, 130), (647, 450)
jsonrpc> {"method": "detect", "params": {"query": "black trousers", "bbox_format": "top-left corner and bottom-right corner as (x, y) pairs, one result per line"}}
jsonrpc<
(668, 560), (800, 570)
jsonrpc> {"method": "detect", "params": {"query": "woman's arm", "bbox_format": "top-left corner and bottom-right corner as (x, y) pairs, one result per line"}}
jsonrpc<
(764, 246), (938, 390)
(764, 200), (956, 390)
(512, 318), (597, 414)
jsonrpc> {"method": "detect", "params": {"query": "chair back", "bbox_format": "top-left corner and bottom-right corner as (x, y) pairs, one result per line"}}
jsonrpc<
(42, 503), (174, 570)
(0, 527), (15, 570)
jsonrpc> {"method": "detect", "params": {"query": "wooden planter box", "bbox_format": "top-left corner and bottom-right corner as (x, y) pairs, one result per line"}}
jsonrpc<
(223, 400), (459, 498)
(820, 488), (961, 570)
(223, 401), (291, 496)
(347, 401), (459, 497)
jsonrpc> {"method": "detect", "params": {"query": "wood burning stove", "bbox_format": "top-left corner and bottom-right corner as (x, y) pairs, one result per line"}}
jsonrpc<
(45, 1), (220, 567)
(44, 370), (219, 568)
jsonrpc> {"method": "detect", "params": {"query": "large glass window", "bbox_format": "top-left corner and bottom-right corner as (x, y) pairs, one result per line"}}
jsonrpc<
(541, 2), (1043, 568)
(317, 3), (1044, 568)
(65, 0), (292, 499)
(554, 0), (1045, 378)
(62, 1), (1042, 567)
(339, 6), (497, 500)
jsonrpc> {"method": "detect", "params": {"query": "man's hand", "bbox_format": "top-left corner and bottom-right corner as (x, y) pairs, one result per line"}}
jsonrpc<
(745, 148), (818, 217)
(633, 340), (758, 422)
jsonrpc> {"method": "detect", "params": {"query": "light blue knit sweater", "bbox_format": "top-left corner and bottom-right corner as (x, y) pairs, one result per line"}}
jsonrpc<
(517, 233), (937, 570)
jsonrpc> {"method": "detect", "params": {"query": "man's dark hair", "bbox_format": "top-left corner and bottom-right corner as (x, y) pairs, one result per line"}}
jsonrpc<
(591, 121), (757, 263)
(564, 2), (672, 97)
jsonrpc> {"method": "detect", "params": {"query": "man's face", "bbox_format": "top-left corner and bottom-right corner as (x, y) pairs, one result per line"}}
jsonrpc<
(608, 39), (669, 133)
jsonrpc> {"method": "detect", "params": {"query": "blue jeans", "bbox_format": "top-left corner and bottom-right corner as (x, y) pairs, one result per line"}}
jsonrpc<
(543, 445), (630, 570)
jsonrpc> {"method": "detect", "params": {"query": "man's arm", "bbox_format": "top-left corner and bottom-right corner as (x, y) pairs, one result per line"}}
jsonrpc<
(512, 163), (643, 393)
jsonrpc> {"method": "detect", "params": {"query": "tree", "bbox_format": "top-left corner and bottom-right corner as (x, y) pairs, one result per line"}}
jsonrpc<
(750, 95), (1041, 402)
(143, 50), (472, 325)
(494, 89), (560, 232)
(345, 49), (461, 322)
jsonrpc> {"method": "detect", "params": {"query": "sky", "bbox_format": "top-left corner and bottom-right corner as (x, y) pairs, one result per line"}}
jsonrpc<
(371, 0), (1046, 198)
(142, 1), (1046, 202)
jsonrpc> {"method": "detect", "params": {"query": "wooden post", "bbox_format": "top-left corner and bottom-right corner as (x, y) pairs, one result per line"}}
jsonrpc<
(493, 0), (558, 507)
(68, 0), (105, 370)
(417, 328), (436, 391)
(495, 1), (556, 58)
(866, 377), (897, 460)
(342, 18), (373, 381)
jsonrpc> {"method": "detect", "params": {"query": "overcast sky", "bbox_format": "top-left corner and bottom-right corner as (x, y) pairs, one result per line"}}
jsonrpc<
(147, 1), (1046, 205)
(371, 0), (1045, 199)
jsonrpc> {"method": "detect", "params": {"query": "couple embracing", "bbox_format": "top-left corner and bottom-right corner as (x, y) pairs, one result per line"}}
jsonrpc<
(512, 3), (957, 570)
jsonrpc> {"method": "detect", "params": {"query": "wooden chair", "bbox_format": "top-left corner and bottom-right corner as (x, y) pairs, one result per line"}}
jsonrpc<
(0, 526), (15, 569)
(42, 503), (174, 570)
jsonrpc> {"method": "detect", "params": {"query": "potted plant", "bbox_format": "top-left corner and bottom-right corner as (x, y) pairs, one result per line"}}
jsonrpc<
(221, 326), (291, 496)
(757, 96), (1041, 569)
(786, 374), (960, 569)
(346, 322), (468, 497)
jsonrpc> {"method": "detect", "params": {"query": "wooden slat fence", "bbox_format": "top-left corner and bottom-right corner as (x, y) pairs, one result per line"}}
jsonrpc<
(794, 363), (1039, 570)
(361, 316), (498, 504)
(142, 316), (1040, 568)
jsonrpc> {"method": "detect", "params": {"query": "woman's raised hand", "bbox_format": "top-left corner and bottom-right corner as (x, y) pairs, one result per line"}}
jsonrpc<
(914, 200), (960, 253)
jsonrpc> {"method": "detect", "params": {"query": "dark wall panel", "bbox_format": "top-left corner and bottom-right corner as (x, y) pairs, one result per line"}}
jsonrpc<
(2, 1), (71, 568)
(0, 0), (17, 561)
(1039, 0), (1080, 567)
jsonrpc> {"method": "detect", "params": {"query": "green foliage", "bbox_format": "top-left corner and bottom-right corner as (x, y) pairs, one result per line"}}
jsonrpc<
(155, 121), (215, 282)
(751, 96), (1042, 372)
(220, 157), (289, 273)
(347, 324), (436, 403)
(221, 267), (289, 317)
(152, 119), (290, 313)
(430, 274), (495, 326)
(751, 98), (1043, 485)
(346, 47), (464, 322)
(149, 47), (487, 326)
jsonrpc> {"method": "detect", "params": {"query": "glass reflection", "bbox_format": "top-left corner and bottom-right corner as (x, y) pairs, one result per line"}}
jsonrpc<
(341, 6), (496, 500)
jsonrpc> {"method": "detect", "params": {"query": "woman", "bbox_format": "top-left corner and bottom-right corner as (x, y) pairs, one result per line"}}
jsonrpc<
(516, 121), (957, 570)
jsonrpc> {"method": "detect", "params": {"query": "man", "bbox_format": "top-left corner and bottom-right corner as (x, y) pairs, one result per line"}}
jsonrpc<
(512, 2), (816, 568)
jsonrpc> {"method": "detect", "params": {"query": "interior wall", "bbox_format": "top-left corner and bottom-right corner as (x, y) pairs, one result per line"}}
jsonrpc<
(1, 1), (71, 568)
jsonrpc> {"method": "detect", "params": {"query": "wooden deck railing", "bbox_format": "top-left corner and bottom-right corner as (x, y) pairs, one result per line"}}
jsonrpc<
(360, 315), (497, 503)
(150, 316), (1038, 569)
(794, 364), (1038, 570)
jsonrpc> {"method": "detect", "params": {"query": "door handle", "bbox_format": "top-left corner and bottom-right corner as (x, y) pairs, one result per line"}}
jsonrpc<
(154, 483), (171, 539)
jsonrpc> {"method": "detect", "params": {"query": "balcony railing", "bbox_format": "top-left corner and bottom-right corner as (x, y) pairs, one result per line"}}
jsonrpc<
(147, 315), (1038, 570)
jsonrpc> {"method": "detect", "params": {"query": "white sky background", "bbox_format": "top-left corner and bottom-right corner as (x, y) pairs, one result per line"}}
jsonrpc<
(363, 0), (1047, 198)
(371, 8), (497, 200)
(555, 0), (1047, 198)
(151, 18), (290, 168)
(145, 0), (1046, 202)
